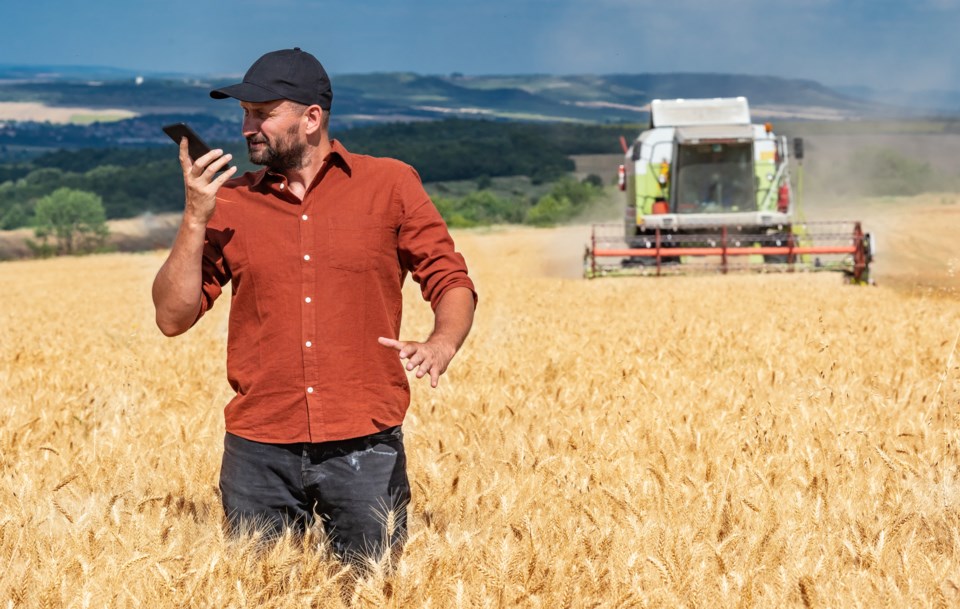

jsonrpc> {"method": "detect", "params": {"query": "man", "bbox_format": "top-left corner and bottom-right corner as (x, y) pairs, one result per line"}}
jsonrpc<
(151, 48), (476, 562)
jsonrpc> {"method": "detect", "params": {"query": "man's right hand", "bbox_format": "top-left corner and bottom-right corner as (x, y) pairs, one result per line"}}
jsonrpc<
(179, 137), (237, 226)
(152, 139), (237, 337)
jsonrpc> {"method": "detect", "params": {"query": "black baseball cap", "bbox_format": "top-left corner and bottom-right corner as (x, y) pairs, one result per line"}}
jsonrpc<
(210, 48), (333, 110)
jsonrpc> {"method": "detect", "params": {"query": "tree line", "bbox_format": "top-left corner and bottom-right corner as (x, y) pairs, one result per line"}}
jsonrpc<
(0, 118), (624, 232)
(434, 175), (605, 228)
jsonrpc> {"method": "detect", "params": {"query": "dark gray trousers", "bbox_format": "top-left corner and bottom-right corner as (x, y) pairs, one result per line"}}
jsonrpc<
(219, 426), (410, 561)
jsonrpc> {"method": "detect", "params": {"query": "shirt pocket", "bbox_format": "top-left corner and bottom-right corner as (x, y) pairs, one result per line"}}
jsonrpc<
(327, 214), (387, 272)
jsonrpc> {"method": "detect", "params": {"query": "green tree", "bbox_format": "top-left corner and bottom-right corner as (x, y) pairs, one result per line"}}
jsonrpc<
(433, 195), (477, 228)
(24, 167), (66, 188)
(475, 174), (492, 190)
(0, 202), (28, 230)
(458, 190), (523, 224)
(551, 177), (599, 208)
(525, 194), (573, 226)
(32, 188), (110, 255)
(583, 173), (604, 188)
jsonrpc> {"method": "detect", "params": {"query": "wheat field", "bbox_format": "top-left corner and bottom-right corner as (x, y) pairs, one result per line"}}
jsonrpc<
(2, 195), (960, 608)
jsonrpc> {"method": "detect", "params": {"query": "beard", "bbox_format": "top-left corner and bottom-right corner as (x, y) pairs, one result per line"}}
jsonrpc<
(246, 123), (306, 172)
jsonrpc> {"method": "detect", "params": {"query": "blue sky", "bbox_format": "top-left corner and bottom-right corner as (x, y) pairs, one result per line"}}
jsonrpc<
(6, 0), (959, 91)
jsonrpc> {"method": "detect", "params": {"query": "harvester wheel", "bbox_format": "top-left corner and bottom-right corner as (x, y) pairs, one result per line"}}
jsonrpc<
(762, 232), (792, 264)
(622, 251), (680, 267)
(622, 256), (656, 268)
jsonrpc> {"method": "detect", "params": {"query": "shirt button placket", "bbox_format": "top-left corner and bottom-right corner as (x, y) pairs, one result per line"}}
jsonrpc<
(300, 203), (320, 439)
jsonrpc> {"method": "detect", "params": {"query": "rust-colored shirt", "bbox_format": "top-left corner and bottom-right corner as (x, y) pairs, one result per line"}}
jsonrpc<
(196, 140), (476, 443)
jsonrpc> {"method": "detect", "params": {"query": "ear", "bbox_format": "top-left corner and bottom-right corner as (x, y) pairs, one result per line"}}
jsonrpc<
(303, 105), (325, 136)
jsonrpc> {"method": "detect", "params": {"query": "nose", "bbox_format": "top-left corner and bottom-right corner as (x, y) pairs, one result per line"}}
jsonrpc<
(242, 115), (259, 138)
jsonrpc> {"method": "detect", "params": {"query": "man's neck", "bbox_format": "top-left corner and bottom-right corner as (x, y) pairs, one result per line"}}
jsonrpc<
(281, 138), (331, 200)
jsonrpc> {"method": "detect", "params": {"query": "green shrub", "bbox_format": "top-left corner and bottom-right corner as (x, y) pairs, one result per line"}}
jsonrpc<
(32, 187), (110, 255)
(525, 194), (573, 226)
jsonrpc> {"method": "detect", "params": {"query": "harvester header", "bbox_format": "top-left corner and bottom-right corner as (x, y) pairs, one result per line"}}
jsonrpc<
(588, 97), (873, 283)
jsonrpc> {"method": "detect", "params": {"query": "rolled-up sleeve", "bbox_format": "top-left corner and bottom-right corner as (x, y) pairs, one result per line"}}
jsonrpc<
(194, 228), (232, 324)
(395, 167), (477, 310)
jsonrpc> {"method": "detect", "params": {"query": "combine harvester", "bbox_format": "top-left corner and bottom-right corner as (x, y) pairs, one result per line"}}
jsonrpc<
(585, 97), (873, 283)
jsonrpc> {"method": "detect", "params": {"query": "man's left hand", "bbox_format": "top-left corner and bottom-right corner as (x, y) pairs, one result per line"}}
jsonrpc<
(377, 337), (457, 388)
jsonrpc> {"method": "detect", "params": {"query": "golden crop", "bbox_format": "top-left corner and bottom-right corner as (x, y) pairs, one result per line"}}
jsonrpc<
(2, 215), (960, 607)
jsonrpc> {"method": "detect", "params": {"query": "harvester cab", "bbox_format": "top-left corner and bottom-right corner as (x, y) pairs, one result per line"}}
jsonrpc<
(587, 97), (873, 282)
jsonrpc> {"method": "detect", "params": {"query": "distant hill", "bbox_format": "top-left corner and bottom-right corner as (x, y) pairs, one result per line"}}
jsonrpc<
(0, 64), (140, 81)
(834, 85), (960, 114)
(3, 64), (952, 126)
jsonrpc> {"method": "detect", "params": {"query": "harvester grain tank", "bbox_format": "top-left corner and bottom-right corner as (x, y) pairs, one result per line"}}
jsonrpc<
(585, 97), (873, 282)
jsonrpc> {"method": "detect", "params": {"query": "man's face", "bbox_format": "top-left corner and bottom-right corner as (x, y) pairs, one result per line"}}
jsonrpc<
(240, 100), (308, 172)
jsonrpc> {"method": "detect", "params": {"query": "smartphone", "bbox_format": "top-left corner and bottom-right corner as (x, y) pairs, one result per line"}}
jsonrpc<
(162, 122), (214, 162)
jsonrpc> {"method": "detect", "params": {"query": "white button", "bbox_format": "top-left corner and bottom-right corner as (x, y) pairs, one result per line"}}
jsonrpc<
(306, 341), (312, 348)
(305, 297), (312, 303)
(304, 254), (310, 261)
(301, 214), (308, 221)
(307, 387), (314, 393)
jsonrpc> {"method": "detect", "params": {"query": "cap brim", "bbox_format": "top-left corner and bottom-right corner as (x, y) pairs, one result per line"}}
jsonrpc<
(209, 81), (284, 102)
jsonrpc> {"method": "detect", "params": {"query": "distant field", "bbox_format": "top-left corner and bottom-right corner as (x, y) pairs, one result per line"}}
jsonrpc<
(778, 119), (958, 136)
(0, 190), (957, 289)
(0, 101), (137, 124)
(0, 213), (181, 260)
(801, 192), (960, 291)
(801, 133), (960, 175)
